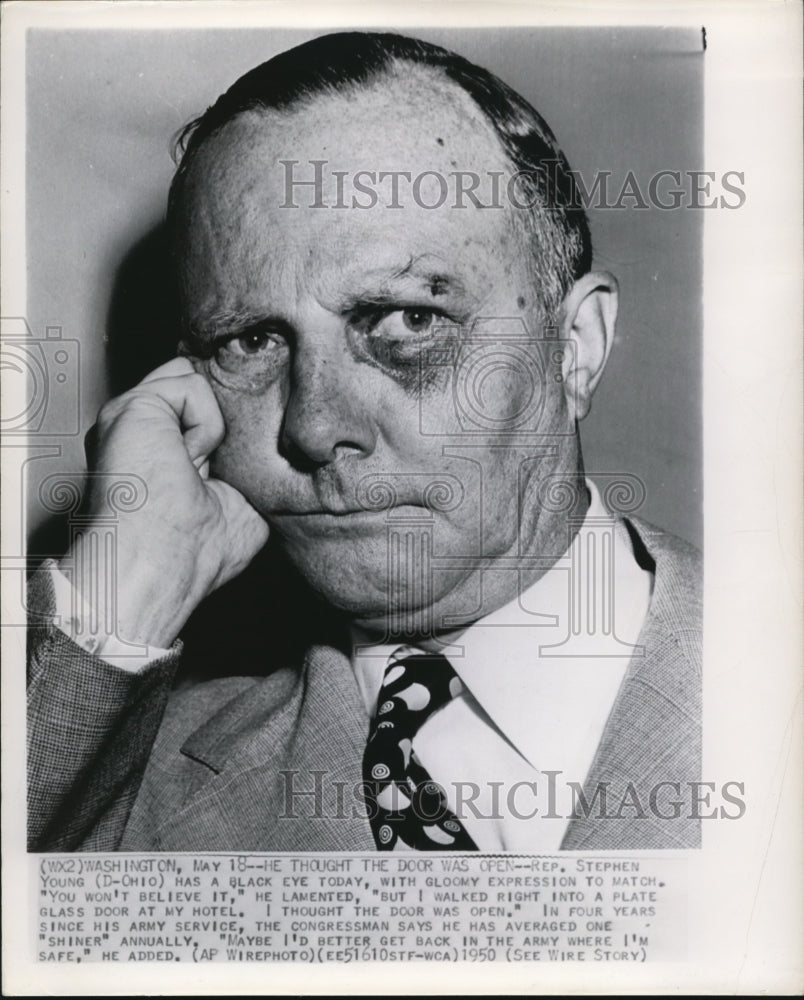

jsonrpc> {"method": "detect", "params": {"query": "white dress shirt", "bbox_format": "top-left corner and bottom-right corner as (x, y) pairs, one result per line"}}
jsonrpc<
(352, 479), (653, 851)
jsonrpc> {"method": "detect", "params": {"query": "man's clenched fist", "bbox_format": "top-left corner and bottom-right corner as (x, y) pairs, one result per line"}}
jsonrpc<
(61, 358), (270, 651)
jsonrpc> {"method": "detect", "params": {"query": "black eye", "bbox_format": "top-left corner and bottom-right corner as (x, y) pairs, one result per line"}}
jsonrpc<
(401, 309), (435, 333)
(349, 306), (441, 340)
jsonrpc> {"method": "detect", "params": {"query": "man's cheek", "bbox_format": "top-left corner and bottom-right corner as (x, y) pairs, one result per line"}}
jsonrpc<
(415, 350), (552, 439)
(413, 378), (462, 439)
(207, 395), (283, 495)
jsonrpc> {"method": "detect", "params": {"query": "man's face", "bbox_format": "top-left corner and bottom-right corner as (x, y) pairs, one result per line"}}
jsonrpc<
(178, 71), (576, 631)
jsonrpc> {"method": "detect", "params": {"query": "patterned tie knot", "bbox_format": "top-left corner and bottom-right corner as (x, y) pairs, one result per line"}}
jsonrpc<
(363, 646), (476, 851)
(373, 647), (465, 730)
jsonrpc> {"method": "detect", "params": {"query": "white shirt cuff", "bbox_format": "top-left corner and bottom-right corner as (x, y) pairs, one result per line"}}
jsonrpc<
(42, 559), (173, 670)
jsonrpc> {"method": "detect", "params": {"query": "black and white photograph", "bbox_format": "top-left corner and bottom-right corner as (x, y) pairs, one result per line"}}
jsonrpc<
(2, 1), (801, 994)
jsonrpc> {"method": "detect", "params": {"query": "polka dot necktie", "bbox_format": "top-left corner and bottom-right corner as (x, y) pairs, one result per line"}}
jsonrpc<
(363, 646), (478, 851)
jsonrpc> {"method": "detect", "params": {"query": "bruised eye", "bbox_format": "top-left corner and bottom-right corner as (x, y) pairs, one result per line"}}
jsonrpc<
(399, 309), (436, 334)
(355, 307), (440, 341)
(346, 305), (455, 387)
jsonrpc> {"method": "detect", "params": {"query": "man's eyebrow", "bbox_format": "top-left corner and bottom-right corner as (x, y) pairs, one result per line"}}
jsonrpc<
(187, 260), (472, 341)
(186, 311), (288, 344)
(348, 257), (468, 302)
(392, 257), (465, 296)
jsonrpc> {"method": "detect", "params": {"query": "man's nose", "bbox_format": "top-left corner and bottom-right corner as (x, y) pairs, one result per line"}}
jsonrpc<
(280, 337), (377, 467)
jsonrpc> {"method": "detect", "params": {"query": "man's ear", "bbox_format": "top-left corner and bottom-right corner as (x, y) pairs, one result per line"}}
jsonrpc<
(558, 271), (618, 421)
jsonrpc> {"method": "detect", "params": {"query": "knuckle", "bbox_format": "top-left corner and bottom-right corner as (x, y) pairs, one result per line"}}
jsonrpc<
(96, 386), (158, 428)
(95, 397), (123, 426)
(191, 373), (219, 407)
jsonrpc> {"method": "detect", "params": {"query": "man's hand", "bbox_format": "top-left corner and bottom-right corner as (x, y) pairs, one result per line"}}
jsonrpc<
(61, 358), (270, 649)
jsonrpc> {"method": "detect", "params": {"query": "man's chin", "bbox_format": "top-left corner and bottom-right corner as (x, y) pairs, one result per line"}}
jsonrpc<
(275, 539), (452, 628)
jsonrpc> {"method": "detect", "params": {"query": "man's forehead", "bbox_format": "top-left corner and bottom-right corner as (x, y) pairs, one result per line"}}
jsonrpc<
(177, 68), (528, 325)
(187, 66), (511, 197)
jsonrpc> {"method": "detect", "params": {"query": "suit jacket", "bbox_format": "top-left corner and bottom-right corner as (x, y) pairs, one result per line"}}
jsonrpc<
(27, 515), (702, 853)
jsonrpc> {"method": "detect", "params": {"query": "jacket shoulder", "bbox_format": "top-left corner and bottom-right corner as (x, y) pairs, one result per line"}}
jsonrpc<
(625, 515), (702, 673)
(626, 516), (701, 605)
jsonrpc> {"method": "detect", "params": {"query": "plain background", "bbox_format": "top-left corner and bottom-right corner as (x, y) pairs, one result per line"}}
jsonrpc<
(25, 26), (703, 546)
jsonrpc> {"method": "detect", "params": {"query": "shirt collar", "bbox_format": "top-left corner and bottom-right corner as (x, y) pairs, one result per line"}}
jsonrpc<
(351, 478), (652, 767)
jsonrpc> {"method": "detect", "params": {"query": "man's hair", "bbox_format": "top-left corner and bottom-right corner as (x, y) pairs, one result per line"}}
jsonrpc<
(167, 31), (592, 320)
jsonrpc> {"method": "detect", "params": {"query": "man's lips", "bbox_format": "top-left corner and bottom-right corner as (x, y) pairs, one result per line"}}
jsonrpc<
(264, 473), (465, 525)
(269, 503), (432, 532)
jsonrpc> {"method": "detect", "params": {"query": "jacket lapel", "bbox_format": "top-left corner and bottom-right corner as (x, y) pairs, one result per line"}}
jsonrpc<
(155, 644), (376, 851)
(561, 518), (702, 849)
